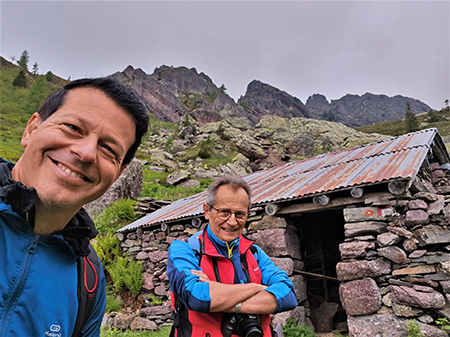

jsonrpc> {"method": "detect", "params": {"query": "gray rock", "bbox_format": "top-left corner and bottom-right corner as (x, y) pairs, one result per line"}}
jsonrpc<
(166, 170), (190, 185)
(271, 257), (294, 275)
(428, 195), (445, 215)
(405, 209), (429, 226)
(344, 207), (393, 222)
(340, 278), (381, 315)
(248, 215), (288, 230)
(344, 221), (388, 237)
(378, 246), (408, 264)
(130, 317), (157, 330)
(390, 285), (446, 309)
(177, 179), (200, 188)
(290, 275), (308, 303)
(347, 313), (448, 337)
(409, 199), (428, 210)
(310, 301), (339, 333)
(112, 313), (135, 330)
(84, 159), (143, 217)
(339, 241), (375, 259)
(377, 232), (401, 247)
(414, 225), (450, 246)
(271, 306), (307, 328)
(336, 258), (392, 281)
(247, 228), (301, 259)
(142, 272), (154, 291)
(391, 302), (423, 317)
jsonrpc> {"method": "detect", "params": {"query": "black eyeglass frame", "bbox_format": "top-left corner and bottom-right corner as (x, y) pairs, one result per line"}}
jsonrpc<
(207, 204), (249, 223)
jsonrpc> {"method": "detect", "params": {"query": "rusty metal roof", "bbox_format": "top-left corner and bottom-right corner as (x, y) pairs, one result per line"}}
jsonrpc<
(118, 128), (447, 232)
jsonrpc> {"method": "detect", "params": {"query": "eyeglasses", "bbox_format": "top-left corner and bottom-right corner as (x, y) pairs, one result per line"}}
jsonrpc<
(208, 205), (248, 223)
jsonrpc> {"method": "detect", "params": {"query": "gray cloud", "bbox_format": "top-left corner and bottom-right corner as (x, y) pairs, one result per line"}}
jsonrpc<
(1, 0), (448, 110)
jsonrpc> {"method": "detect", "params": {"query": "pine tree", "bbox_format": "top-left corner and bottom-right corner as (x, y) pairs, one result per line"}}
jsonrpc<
(405, 102), (420, 132)
(32, 62), (39, 75)
(12, 70), (27, 88)
(17, 50), (30, 71)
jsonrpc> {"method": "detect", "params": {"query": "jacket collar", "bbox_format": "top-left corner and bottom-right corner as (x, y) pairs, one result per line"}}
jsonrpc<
(0, 158), (97, 256)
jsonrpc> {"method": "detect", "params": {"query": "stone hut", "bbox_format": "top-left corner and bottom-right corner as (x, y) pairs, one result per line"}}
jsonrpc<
(114, 128), (450, 336)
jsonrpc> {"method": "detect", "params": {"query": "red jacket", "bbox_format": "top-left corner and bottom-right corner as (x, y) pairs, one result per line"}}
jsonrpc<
(170, 229), (272, 337)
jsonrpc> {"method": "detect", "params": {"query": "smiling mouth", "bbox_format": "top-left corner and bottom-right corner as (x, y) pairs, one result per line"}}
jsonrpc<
(222, 228), (238, 233)
(51, 159), (91, 182)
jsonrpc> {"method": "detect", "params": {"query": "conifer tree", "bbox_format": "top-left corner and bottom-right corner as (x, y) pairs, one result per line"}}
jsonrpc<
(405, 102), (420, 132)
(32, 62), (39, 75)
(12, 70), (27, 88)
(17, 50), (30, 71)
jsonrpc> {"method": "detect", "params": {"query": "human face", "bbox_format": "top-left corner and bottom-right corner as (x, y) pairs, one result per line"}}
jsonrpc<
(12, 87), (136, 216)
(203, 184), (250, 243)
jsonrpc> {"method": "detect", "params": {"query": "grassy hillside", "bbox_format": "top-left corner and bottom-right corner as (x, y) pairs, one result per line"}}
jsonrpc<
(355, 107), (450, 151)
(0, 56), (68, 161)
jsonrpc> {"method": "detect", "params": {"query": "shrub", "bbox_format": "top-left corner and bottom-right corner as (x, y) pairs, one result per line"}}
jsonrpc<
(407, 320), (423, 337)
(105, 286), (123, 313)
(94, 198), (138, 234)
(106, 256), (143, 297)
(93, 232), (122, 266)
(436, 317), (450, 330)
(282, 318), (315, 337)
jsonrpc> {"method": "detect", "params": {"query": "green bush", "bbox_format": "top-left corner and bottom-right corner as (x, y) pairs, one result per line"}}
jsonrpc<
(436, 317), (450, 330)
(105, 286), (123, 313)
(407, 320), (423, 337)
(106, 256), (143, 297)
(94, 198), (138, 234)
(282, 318), (315, 337)
(101, 326), (171, 337)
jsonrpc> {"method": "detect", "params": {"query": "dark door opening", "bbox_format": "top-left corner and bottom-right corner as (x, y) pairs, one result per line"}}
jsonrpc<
(290, 209), (347, 333)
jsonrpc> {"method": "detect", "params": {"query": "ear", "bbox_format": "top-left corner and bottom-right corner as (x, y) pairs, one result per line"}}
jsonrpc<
(21, 113), (42, 148)
(203, 203), (210, 220)
(118, 164), (128, 178)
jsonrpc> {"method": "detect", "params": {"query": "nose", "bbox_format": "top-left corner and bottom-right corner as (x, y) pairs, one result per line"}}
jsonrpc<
(71, 137), (97, 163)
(226, 213), (238, 225)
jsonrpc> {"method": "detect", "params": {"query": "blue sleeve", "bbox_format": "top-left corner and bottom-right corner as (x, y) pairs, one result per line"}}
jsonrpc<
(255, 245), (298, 314)
(79, 258), (107, 337)
(166, 240), (211, 313)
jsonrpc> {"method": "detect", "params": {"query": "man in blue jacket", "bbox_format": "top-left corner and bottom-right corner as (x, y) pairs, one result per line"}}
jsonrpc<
(0, 77), (148, 336)
(167, 175), (297, 336)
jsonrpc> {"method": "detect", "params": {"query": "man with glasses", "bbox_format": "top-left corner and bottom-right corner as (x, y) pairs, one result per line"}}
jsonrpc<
(167, 175), (297, 336)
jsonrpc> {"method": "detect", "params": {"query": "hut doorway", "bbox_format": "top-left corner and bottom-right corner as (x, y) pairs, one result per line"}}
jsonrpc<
(290, 209), (347, 333)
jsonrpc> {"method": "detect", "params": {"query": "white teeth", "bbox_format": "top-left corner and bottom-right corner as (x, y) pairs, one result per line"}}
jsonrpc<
(57, 163), (84, 179)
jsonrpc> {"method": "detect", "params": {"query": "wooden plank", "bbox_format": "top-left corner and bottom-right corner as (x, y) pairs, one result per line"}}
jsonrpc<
(293, 270), (340, 282)
(276, 191), (396, 215)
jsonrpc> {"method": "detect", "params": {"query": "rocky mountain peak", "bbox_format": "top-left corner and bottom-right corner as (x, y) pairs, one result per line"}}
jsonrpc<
(239, 80), (311, 119)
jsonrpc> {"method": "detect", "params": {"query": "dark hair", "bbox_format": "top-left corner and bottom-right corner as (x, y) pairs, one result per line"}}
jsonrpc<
(205, 175), (252, 209)
(36, 77), (149, 166)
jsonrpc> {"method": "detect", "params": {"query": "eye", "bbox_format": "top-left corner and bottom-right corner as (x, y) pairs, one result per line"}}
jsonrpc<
(235, 212), (247, 219)
(218, 210), (231, 218)
(101, 144), (117, 157)
(64, 123), (81, 133)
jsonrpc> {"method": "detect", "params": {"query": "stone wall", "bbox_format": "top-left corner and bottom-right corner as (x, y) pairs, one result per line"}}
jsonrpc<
(337, 165), (450, 336)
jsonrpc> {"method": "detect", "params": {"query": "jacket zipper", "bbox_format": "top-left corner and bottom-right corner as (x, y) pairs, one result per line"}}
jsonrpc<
(0, 235), (39, 335)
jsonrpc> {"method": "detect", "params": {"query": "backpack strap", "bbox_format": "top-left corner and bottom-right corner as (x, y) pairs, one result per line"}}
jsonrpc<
(72, 244), (100, 337)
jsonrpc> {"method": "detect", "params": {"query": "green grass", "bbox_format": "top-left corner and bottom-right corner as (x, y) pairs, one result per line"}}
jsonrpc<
(101, 326), (171, 337)
(356, 107), (450, 138)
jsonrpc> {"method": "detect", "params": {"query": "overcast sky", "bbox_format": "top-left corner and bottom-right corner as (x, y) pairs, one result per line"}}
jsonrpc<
(1, 1), (449, 110)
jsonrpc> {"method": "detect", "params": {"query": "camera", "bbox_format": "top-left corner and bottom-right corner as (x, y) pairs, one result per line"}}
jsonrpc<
(221, 313), (263, 337)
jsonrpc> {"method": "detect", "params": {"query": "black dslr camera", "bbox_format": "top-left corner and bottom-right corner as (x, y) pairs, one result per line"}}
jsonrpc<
(221, 313), (263, 337)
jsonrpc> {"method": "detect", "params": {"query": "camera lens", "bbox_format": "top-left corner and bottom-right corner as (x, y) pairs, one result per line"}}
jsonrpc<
(236, 314), (263, 337)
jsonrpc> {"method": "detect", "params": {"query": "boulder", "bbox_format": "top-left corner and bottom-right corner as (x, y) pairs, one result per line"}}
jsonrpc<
(405, 210), (429, 226)
(414, 225), (450, 246)
(340, 278), (381, 315)
(130, 317), (157, 330)
(336, 258), (391, 281)
(390, 285), (446, 309)
(339, 241), (375, 259)
(84, 159), (143, 217)
(377, 246), (408, 264)
(344, 221), (388, 237)
(348, 314), (448, 337)
(247, 228), (301, 259)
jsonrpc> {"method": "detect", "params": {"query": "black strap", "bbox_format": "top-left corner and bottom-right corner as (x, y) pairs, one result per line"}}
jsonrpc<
(72, 244), (100, 337)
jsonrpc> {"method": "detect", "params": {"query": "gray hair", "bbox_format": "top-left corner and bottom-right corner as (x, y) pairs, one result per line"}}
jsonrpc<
(205, 175), (252, 209)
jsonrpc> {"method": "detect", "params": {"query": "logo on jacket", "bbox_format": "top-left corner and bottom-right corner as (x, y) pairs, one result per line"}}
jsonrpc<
(44, 324), (61, 337)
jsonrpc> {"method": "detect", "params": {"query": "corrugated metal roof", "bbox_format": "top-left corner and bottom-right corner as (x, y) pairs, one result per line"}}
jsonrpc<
(118, 128), (446, 232)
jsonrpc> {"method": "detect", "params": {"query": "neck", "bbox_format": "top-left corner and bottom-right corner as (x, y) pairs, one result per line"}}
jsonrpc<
(33, 201), (77, 235)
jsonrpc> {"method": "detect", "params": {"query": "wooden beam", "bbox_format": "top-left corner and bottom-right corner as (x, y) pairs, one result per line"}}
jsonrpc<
(293, 270), (340, 282)
(276, 191), (398, 215)
(265, 203), (281, 216)
(350, 187), (364, 198)
(313, 195), (330, 205)
(388, 181), (407, 195)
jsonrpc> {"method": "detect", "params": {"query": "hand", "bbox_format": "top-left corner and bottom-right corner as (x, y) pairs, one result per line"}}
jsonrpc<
(191, 269), (210, 282)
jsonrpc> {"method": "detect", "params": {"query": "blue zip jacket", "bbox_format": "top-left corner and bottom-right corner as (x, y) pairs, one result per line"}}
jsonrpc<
(0, 159), (106, 337)
(167, 225), (297, 314)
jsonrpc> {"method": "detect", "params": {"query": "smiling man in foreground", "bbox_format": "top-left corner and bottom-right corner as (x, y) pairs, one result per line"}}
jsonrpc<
(0, 77), (148, 336)
(167, 175), (297, 337)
